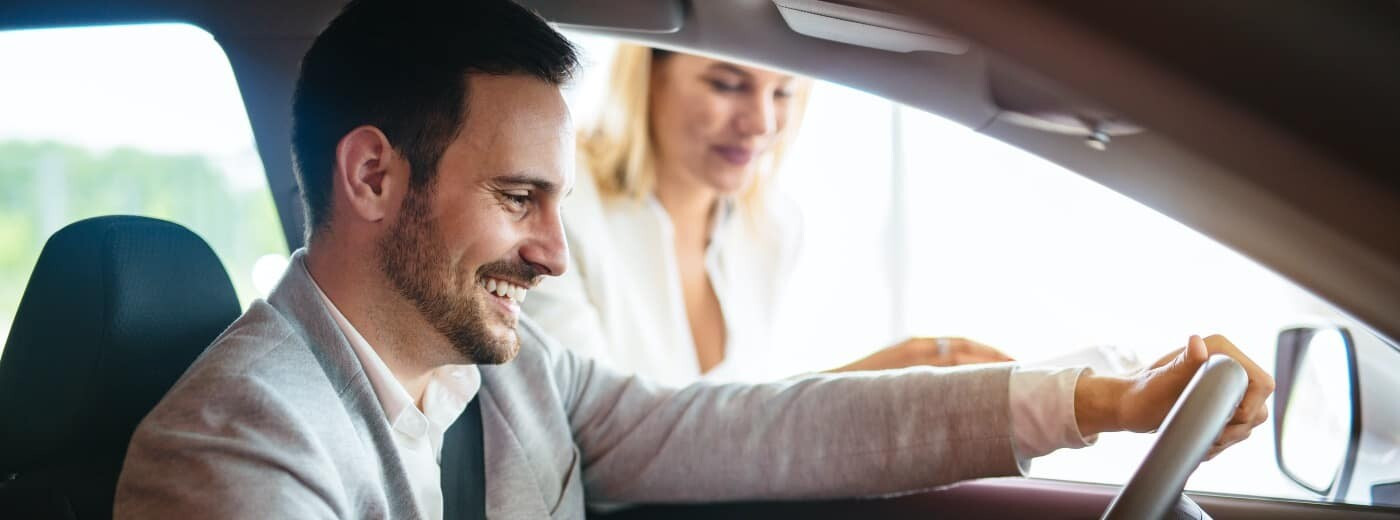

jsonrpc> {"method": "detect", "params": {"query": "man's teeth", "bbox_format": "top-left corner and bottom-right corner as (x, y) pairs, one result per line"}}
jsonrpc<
(484, 278), (527, 303)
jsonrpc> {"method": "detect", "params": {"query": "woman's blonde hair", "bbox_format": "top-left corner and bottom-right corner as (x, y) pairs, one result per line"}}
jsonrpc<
(579, 44), (809, 211)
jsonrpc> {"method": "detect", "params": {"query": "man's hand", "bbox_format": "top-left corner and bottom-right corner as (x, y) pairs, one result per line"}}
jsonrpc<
(1074, 335), (1274, 460)
(831, 337), (1015, 372)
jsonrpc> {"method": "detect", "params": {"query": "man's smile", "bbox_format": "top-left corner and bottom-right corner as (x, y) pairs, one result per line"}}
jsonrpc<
(480, 275), (528, 315)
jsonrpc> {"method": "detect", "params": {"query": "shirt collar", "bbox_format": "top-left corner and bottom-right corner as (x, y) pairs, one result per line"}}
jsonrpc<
(307, 275), (480, 440)
(645, 194), (738, 250)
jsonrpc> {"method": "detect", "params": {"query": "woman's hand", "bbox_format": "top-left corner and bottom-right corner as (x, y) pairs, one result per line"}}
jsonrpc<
(830, 337), (1015, 372)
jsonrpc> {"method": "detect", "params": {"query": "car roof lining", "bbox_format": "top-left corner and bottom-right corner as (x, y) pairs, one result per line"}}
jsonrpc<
(2, 0), (1397, 345)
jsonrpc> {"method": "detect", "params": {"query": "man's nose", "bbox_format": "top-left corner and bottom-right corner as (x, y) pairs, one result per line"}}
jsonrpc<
(519, 209), (568, 278)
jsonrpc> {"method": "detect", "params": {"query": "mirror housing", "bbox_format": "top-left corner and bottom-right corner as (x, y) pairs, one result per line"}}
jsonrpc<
(1273, 326), (1362, 499)
(1375, 480), (1400, 508)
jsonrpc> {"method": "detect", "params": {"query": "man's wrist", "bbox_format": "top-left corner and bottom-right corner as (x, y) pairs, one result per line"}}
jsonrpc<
(1074, 371), (1129, 437)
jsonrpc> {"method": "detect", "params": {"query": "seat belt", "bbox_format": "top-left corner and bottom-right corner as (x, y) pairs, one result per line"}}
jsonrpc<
(440, 398), (486, 520)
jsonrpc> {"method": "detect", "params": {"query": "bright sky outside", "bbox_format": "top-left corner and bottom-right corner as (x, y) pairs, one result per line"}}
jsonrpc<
(0, 23), (267, 192)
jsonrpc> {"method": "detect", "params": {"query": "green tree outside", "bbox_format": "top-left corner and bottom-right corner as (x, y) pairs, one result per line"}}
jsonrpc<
(0, 140), (287, 351)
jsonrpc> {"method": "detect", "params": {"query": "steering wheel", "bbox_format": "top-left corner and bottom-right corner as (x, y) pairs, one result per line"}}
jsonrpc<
(1102, 355), (1248, 520)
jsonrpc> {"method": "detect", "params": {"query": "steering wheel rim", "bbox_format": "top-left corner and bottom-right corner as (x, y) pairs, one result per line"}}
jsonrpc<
(1102, 355), (1249, 520)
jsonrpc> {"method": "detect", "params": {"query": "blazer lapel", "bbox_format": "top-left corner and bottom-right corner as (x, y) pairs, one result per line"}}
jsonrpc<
(267, 249), (426, 519)
(479, 384), (553, 518)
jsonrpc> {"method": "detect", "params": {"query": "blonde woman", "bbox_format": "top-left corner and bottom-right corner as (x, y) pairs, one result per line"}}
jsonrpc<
(524, 46), (1011, 386)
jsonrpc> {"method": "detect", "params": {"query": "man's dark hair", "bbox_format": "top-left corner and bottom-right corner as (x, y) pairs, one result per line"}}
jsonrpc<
(291, 0), (577, 237)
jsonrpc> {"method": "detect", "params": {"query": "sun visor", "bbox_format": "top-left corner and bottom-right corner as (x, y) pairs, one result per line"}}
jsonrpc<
(520, 0), (684, 34)
(989, 61), (1143, 147)
(773, 0), (968, 54)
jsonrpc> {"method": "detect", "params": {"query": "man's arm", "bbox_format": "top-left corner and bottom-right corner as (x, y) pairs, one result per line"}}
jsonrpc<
(529, 320), (1024, 503)
(535, 321), (1271, 504)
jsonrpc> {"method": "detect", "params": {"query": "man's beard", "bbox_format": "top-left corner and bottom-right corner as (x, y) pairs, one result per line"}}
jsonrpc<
(377, 187), (519, 365)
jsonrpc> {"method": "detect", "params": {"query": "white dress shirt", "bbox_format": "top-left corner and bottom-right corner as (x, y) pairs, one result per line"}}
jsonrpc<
(312, 279), (479, 520)
(526, 170), (1094, 461)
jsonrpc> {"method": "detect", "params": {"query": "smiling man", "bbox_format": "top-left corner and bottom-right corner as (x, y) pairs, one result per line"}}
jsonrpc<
(114, 0), (1273, 518)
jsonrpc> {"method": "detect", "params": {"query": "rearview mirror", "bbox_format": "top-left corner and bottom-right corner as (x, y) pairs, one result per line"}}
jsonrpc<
(1273, 326), (1360, 498)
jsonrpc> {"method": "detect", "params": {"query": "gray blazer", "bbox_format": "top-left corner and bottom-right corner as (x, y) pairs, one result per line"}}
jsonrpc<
(115, 251), (1021, 518)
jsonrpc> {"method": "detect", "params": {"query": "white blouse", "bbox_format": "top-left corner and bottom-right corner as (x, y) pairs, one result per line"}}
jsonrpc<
(524, 167), (803, 387)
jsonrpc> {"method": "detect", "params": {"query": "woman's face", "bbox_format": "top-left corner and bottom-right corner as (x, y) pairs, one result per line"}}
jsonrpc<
(648, 53), (802, 197)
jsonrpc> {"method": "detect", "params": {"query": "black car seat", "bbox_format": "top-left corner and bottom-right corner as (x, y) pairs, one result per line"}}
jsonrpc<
(0, 216), (241, 519)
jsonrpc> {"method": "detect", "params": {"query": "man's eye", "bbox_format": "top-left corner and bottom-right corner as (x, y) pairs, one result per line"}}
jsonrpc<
(503, 192), (531, 210)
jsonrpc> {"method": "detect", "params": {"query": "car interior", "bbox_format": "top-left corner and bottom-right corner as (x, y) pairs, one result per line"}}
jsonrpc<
(1, 1), (1398, 519)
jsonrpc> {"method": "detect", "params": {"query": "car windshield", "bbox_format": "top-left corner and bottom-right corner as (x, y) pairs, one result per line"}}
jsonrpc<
(561, 32), (1396, 507)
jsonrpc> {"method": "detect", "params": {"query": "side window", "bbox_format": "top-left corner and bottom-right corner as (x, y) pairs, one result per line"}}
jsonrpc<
(0, 24), (288, 350)
(893, 106), (1343, 501)
(562, 33), (1382, 505)
(770, 82), (900, 373)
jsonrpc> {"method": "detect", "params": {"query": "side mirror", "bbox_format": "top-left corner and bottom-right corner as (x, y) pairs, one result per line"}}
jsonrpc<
(1273, 326), (1361, 499)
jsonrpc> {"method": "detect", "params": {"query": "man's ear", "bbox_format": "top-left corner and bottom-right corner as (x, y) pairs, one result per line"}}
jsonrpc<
(332, 125), (407, 224)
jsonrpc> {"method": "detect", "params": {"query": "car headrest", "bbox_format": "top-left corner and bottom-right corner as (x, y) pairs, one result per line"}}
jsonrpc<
(0, 216), (241, 477)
